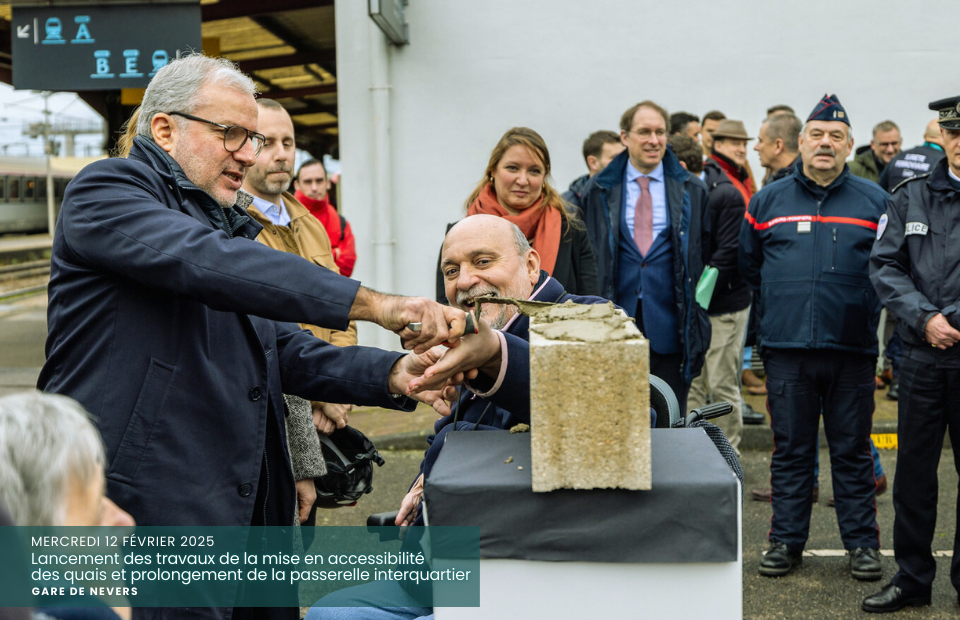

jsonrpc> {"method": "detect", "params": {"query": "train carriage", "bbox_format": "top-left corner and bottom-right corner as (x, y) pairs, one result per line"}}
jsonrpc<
(0, 155), (102, 235)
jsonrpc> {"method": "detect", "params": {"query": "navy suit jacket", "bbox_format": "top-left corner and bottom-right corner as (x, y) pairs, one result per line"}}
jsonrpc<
(580, 148), (712, 382)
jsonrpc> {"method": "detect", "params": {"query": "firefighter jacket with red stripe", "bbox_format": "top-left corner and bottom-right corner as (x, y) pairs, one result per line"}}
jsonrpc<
(738, 163), (887, 354)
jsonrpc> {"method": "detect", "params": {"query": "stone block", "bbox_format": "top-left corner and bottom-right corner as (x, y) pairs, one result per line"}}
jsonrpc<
(528, 301), (651, 492)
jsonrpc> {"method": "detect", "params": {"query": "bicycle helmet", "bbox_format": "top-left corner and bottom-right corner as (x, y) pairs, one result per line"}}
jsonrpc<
(314, 426), (385, 508)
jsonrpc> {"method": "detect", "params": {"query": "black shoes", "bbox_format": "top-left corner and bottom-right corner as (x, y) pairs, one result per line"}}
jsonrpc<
(862, 584), (931, 613)
(759, 541), (802, 577)
(850, 548), (882, 581)
(742, 402), (766, 425)
(886, 380), (899, 401)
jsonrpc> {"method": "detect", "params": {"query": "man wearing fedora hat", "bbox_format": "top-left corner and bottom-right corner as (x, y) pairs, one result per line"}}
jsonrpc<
(687, 120), (754, 451)
(709, 120), (755, 204)
(865, 95), (960, 613)
(740, 94), (886, 582)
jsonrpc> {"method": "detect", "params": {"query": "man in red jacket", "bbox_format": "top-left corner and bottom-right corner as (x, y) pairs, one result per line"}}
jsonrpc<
(295, 159), (357, 277)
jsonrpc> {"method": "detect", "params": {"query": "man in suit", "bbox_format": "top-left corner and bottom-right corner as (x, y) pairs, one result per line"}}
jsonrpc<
(580, 100), (711, 411)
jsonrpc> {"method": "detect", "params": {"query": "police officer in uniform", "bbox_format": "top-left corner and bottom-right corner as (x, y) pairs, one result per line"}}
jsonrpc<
(740, 95), (886, 580)
(878, 119), (945, 193)
(864, 96), (960, 613)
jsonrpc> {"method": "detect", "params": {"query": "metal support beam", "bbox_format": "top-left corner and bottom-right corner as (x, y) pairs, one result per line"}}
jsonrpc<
(77, 90), (134, 155)
(258, 84), (338, 100)
(251, 14), (336, 78)
(286, 100), (339, 118)
(236, 51), (335, 73)
(201, 0), (333, 22)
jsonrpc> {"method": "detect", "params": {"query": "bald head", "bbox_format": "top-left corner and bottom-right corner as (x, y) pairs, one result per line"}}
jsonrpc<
(440, 215), (540, 329)
(925, 119), (944, 146)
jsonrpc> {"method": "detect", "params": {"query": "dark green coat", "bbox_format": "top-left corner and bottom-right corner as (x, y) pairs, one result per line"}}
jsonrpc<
(848, 147), (881, 183)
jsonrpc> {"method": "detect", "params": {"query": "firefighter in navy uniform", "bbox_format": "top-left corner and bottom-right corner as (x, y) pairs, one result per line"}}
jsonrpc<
(740, 95), (886, 581)
(864, 96), (960, 614)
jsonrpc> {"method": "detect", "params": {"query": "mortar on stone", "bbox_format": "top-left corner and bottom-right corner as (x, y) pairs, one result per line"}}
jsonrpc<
(472, 296), (642, 343)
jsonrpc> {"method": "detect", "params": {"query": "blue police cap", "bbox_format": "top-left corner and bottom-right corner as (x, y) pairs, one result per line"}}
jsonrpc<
(807, 94), (850, 126)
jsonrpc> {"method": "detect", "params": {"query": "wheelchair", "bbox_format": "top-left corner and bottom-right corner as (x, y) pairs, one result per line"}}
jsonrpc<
(367, 375), (741, 529)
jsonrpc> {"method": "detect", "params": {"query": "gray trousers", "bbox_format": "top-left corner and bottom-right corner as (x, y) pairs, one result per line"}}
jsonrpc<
(688, 306), (750, 450)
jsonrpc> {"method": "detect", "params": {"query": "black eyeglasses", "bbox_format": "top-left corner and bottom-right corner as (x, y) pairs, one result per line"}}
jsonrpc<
(167, 111), (266, 156)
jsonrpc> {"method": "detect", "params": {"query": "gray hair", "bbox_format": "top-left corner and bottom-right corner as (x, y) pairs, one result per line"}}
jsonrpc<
(508, 222), (532, 256)
(136, 54), (258, 139)
(0, 391), (105, 526)
(765, 113), (803, 153)
(873, 120), (899, 138)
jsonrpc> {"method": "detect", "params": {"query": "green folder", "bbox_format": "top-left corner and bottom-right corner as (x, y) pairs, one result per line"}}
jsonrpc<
(696, 266), (719, 310)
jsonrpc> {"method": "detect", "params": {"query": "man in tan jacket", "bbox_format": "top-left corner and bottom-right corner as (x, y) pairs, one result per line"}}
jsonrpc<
(242, 98), (360, 524)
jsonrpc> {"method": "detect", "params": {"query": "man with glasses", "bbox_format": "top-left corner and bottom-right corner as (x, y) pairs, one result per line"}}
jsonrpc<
(580, 100), (710, 411)
(38, 54), (465, 573)
(850, 120), (903, 184)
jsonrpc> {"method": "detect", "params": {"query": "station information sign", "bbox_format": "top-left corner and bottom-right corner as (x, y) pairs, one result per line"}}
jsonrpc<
(11, 4), (201, 91)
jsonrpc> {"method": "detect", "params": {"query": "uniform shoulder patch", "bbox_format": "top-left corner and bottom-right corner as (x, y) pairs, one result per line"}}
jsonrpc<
(905, 221), (929, 236)
(876, 213), (888, 240)
(892, 172), (931, 195)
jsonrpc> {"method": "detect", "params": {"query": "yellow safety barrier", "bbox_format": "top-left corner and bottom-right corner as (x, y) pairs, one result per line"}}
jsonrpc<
(871, 433), (898, 450)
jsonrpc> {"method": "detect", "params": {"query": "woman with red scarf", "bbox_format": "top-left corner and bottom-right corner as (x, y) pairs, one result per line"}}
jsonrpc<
(435, 127), (599, 301)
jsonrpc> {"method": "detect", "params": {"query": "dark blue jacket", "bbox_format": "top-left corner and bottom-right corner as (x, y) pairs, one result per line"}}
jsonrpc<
(561, 173), (590, 211)
(418, 272), (610, 482)
(871, 159), (960, 365)
(878, 142), (945, 193)
(580, 148), (711, 383)
(739, 163), (886, 354)
(38, 138), (412, 527)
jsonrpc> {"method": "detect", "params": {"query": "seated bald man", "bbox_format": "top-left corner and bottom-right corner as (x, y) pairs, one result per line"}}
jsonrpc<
(307, 215), (613, 619)
(397, 214), (612, 526)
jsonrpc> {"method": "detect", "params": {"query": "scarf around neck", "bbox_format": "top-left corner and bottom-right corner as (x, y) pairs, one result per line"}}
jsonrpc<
(466, 183), (562, 275)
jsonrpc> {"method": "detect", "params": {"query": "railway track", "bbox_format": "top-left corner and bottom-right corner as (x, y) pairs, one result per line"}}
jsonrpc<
(0, 259), (50, 300)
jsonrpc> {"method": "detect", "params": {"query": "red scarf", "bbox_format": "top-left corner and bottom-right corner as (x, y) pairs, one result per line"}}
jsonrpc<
(711, 154), (753, 206)
(466, 184), (562, 275)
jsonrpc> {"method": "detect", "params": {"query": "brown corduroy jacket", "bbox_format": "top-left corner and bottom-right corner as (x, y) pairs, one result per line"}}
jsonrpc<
(246, 191), (358, 347)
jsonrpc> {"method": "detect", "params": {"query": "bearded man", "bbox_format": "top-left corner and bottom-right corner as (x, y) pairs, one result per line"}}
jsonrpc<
(396, 214), (611, 528)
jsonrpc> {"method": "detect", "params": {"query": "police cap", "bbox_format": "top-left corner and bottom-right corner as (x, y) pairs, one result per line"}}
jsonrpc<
(928, 96), (960, 130)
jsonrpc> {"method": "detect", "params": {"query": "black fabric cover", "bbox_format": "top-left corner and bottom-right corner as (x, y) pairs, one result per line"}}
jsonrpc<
(424, 429), (738, 563)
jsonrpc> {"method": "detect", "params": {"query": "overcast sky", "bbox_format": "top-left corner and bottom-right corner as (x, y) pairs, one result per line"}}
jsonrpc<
(0, 82), (105, 158)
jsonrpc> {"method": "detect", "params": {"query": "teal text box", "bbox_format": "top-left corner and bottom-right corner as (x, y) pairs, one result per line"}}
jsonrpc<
(0, 526), (479, 609)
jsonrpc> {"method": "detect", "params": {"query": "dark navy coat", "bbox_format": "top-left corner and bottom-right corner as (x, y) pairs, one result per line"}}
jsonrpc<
(580, 148), (711, 383)
(38, 138), (411, 527)
(739, 163), (886, 354)
(871, 159), (960, 365)
(878, 142), (945, 193)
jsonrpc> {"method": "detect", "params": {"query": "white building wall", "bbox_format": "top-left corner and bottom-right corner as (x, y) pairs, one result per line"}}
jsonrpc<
(337, 0), (956, 347)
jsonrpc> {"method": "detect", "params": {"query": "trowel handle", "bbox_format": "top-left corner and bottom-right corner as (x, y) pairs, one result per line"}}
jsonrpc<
(402, 311), (479, 348)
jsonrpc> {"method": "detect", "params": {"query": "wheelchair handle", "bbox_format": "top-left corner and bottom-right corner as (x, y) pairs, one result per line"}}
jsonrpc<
(673, 401), (734, 428)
